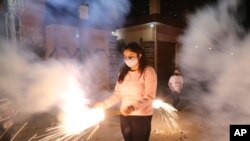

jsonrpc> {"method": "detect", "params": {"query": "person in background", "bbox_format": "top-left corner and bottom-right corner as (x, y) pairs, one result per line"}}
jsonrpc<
(95, 42), (157, 141)
(168, 68), (183, 109)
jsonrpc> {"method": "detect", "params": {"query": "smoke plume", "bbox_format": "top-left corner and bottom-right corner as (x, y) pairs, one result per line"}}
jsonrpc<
(179, 0), (250, 140)
(0, 42), (87, 115)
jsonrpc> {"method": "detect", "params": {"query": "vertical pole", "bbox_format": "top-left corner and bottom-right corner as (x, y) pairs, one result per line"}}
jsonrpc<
(79, 1), (89, 62)
(6, 0), (17, 46)
(149, 0), (160, 14)
(154, 24), (158, 73)
(3, 0), (8, 40)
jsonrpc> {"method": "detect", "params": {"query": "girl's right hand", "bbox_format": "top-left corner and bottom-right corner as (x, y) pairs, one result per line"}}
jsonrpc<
(93, 102), (106, 109)
(122, 105), (134, 115)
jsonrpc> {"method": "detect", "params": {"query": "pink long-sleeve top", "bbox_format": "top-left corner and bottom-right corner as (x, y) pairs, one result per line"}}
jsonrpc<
(104, 66), (157, 116)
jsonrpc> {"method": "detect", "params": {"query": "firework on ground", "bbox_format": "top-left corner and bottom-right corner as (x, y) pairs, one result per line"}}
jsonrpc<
(29, 123), (100, 141)
(0, 98), (17, 140)
(152, 99), (180, 134)
(0, 98), (16, 124)
(28, 107), (104, 141)
(28, 72), (105, 141)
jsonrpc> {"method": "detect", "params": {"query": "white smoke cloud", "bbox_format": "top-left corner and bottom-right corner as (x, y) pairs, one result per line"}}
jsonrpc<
(88, 0), (130, 28)
(179, 0), (250, 140)
(0, 0), (130, 116)
(0, 42), (89, 115)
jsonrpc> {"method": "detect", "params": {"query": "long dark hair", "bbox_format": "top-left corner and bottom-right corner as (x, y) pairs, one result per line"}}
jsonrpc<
(118, 42), (148, 83)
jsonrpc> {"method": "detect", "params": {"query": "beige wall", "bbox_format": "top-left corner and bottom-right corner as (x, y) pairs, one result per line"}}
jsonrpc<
(45, 25), (110, 89)
(80, 28), (109, 55)
(116, 22), (182, 43)
(20, 0), (45, 49)
(80, 28), (110, 89)
(157, 24), (182, 42)
(19, 0), (111, 90)
(45, 24), (80, 59)
(116, 23), (156, 43)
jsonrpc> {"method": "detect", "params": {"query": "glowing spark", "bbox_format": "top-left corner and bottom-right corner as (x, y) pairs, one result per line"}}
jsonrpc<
(28, 134), (37, 141)
(59, 73), (105, 135)
(11, 122), (28, 141)
(86, 125), (100, 140)
(152, 99), (180, 134)
(152, 99), (164, 109)
(0, 127), (10, 139)
(34, 74), (105, 140)
(33, 69), (105, 140)
(61, 108), (104, 135)
(34, 124), (96, 141)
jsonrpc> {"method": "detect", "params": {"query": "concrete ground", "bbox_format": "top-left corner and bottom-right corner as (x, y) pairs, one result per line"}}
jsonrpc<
(1, 87), (212, 141)
(3, 104), (210, 141)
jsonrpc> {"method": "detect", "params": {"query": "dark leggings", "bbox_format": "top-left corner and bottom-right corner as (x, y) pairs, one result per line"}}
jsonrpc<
(171, 92), (180, 107)
(120, 115), (152, 141)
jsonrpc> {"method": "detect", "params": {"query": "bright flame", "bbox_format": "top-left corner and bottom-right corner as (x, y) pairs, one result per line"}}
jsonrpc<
(59, 72), (105, 135)
(152, 99), (180, 134)
(153, 99), (178, 113)
(152, 99), (164, 109)
(33, 69), (105, 140)
(62, 108), (104, 135)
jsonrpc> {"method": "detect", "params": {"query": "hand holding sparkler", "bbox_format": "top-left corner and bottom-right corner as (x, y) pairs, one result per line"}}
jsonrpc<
(93, 102), (107, 110)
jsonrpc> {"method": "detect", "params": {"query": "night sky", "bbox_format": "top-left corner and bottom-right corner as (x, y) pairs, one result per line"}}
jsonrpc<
(128, 0), (218, 18)
(129, 0), (250, 30)
(1, 0), (249, 30)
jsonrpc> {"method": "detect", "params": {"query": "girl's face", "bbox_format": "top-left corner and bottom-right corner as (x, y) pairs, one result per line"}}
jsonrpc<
(123, 49), (140, 68)
(123, 49), (138, 60)
(174, 70), (181, 75)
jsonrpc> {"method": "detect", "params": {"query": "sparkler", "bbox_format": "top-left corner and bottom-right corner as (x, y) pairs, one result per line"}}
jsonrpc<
(31, 121), (101, 141)
(58, 74), (105, 136)
(152, 99), (181, 134)
(28, 73), (105, 141)
(11, 122), (28, 141)
(28, 106), (104, 141)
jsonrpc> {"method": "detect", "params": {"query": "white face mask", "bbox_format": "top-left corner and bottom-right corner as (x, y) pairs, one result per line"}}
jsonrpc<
(124, 58), (139, 68)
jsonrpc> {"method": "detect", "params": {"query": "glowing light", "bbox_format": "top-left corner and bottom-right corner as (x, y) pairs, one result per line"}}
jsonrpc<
(111, 31), (116, 36)
(75, 34), (80, 38)
(209, 47), (212, 50)
(62, 108), (104, 135)
(230, 52), (234, 55)
(150, 23), (154, 28)
(194, 45), (199, 48)
(153, 99), (178, 114)
(34, 73), (105, 140)
(152, 99), (163, 109)
(59, 75), (105, 135)
(152, 99), (180, 134)
(75, 30), (80, 38)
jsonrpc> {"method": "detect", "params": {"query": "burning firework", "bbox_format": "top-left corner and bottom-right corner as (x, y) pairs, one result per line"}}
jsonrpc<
(152, 99), (180, 134)
(28, 107), (105, 141)
(27, 72), (105, 141)
(0, 98), (17, 140)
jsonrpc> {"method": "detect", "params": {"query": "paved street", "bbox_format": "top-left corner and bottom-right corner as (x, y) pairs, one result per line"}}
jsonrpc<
(1, 87), (212, 141)
(7, 106), (209, 141)
(1, 87), (209, 141)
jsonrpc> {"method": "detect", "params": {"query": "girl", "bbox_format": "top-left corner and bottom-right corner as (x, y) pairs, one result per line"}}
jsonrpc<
(96, 42), (157, 141)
